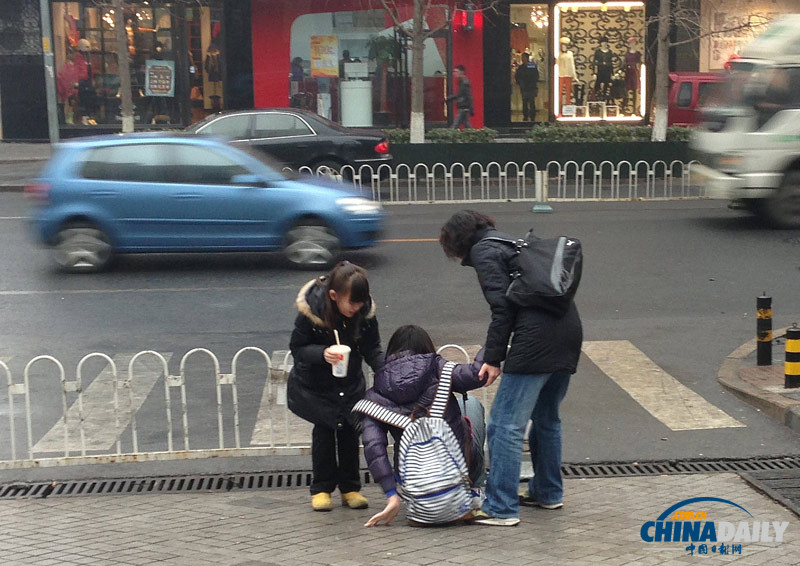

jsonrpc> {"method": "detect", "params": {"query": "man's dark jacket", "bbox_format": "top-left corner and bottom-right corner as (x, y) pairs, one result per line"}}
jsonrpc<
(447, 76), (474, 110)
(515, 61), (540, 95)
(463, 227), (583, 374)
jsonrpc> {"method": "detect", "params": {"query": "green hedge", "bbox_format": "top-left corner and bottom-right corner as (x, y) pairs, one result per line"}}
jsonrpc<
(524, 124), (693, 143)
(385, 128), (498, 144)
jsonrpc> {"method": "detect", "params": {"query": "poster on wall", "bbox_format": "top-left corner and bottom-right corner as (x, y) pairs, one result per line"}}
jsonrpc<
(310, 35), (339, 77)
(145, 60), (175, 97)
(708, 12), (775, 69)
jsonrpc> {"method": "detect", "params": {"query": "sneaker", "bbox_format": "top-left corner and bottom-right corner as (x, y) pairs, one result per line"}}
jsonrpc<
(519, 489), (563, 509)
(311, 492), (332, 512)
(341, 491), (369, 509)
(472, 510), (520, 527)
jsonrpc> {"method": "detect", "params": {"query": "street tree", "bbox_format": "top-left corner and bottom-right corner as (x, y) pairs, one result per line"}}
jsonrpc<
(376, 1), (498, 143)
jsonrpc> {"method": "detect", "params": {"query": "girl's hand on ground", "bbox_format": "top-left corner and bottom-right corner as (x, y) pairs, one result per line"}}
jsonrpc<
(323, 348), (343, 365)
(364, 494), (402, 527)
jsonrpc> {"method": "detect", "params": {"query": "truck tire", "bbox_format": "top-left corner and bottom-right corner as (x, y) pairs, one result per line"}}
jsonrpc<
(763, 171), (800, 229)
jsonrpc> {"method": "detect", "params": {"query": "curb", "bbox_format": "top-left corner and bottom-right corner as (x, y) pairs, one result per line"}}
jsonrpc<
(717, 327), (800, 434)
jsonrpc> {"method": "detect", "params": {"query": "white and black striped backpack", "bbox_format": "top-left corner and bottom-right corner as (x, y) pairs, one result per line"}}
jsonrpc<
(353, 361), (473, 525)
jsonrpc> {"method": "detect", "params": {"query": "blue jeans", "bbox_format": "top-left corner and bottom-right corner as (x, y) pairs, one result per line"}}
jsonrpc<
(458, 395), (487, 488)
(483, 371), (571, 518)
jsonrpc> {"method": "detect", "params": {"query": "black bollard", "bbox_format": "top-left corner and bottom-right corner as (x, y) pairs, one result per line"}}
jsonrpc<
(786, 324), (800, 389)
(757, 294), (773, 366)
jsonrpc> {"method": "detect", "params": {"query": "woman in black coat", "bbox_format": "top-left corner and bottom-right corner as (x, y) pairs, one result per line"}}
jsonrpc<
(287, 261), (383, 512)
(440, 210), (583, 527)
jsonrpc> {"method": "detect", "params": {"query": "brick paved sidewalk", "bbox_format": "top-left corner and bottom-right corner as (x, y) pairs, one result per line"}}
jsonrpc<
(1, 473), (798, 566)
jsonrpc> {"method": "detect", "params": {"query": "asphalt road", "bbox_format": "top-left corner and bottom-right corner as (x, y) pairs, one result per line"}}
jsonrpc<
(1, 193), (799, 475)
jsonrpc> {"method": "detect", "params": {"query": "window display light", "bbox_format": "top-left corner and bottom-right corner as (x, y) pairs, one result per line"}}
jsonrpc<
(554, 1), (645, 122)
(530, 7), (549, 29)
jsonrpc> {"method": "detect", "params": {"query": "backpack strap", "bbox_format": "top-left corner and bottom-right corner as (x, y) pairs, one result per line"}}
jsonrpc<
(429, 361), (456, 418)
(353, 399), (412, 430)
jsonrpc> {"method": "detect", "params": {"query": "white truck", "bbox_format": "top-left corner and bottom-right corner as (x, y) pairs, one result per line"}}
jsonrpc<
(690, 15), (800, 228)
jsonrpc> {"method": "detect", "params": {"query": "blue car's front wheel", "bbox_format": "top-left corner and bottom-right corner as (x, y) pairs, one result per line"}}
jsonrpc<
(284, 221), (340, 269)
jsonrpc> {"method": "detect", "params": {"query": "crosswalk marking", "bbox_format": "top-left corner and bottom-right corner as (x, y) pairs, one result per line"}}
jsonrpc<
(33, 353), (173, 453)
(581, 340), (744, 431)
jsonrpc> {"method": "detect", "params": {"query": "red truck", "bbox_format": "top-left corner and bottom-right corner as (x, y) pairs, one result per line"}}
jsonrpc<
(667, 72), (725, 126)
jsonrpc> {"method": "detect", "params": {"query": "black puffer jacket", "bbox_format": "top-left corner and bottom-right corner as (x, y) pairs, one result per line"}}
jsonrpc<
(287, 278), (383, 429)
(463, 227), (583, 374)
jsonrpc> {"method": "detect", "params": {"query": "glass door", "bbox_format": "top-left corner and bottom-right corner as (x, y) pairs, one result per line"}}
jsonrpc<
(509, 4), (550, 123)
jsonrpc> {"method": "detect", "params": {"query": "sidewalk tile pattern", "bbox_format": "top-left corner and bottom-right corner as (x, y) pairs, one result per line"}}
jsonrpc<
(1, 474), (798, 565)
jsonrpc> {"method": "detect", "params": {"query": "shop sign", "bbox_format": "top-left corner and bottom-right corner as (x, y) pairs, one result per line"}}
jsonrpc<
(310, 35), (339, 77)
(145, 60), (175, 97)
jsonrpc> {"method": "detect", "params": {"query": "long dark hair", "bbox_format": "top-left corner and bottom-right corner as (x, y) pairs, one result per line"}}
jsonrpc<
(385, 325), (436, 359)
(439, 210), (496, 260)
(321, 261), (371, 336)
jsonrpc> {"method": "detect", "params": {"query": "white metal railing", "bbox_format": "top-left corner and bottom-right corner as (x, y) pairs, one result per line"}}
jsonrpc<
(0, 345), (473, 469)
(289, 160), (704, 204)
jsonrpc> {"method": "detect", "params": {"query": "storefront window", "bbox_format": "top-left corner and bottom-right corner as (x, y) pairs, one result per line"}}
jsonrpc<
(510, 5), (550, 123)
(52, 0), (226, 130)
(553, 1), (645, 121)
(290, 8), (450, 127)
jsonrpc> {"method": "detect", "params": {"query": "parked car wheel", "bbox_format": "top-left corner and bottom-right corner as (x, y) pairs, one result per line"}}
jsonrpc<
(284, 220), (340, 269)
(53, 223), (113, 273)
(763, 171), (800, 228)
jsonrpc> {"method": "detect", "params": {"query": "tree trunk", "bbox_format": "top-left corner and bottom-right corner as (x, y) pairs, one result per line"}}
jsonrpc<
(409, 0), (425, 143)
(380, 61), (389, 113)
(651, 0), (670, 142)
(113, 0), (134, 133)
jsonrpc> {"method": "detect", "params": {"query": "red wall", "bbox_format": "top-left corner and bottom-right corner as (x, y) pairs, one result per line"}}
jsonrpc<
(250, 0), (484, 128)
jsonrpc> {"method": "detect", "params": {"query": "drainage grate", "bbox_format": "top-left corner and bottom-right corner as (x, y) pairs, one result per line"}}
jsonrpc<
(562, 456), (800, 478)
(2, 457), (800, 500)
(0, 471), (370, 500)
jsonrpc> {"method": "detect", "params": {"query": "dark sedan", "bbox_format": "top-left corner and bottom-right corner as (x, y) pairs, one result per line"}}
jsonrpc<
(186, 108), (392, 176)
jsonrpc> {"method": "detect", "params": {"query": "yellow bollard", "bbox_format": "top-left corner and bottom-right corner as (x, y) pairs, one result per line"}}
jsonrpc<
(786, 324), (800, 389)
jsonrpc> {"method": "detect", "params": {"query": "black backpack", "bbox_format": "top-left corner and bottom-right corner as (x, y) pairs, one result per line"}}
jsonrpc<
(484, 231), (583, 317)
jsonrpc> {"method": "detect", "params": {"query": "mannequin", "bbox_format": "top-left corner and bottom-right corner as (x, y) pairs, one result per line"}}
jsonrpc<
(204, 43), (222, 111)
(76, 38), (96, 125)
(558, 37), (576, 110)
(624, 37), (642, 114)
(593, 37), (614, 101)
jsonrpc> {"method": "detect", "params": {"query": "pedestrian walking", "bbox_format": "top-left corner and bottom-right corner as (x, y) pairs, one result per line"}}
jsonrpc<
(446, 65), (474, 129)
(356, 325), (488, 527)
(439, 211), (583, 527)
(287, 261), (384, 512)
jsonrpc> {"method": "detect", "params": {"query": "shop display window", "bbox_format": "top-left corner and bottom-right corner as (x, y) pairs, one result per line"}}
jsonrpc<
(51, 0), (226, 129)
(289, 8), (449, 127)
(553, 1), (645, 121)
(510, 4), (550, 123)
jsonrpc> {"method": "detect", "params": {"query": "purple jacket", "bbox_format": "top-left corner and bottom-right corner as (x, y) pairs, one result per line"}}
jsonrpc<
(359, 349), (485, 496)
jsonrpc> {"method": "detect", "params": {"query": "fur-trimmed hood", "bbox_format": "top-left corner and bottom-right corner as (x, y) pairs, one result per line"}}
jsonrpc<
(295, 278), (376, 327)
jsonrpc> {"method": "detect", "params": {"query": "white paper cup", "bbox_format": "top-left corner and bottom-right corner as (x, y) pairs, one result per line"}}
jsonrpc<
(330, 345), (351, 378)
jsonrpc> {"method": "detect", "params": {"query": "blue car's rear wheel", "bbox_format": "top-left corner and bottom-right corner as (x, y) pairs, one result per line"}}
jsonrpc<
(53, 223), (113, 273)
(284, 221), (340, 269)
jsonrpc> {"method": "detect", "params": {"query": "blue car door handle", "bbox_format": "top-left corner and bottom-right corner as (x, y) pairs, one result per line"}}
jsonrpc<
(175, 193), (202, 199)
(89, 189), (118, 197)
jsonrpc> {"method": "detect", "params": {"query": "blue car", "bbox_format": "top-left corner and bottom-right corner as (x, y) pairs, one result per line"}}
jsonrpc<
(27, 134), (385, 272)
